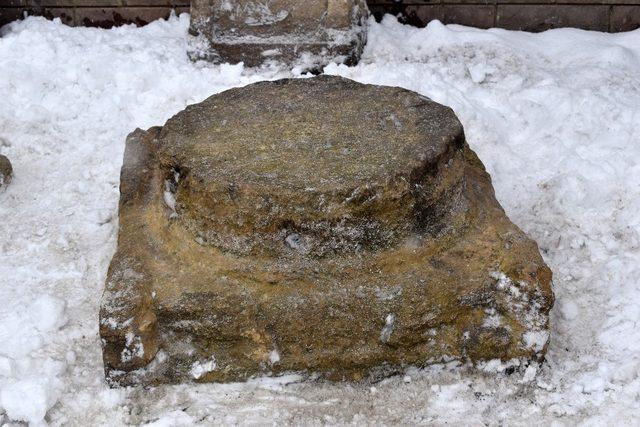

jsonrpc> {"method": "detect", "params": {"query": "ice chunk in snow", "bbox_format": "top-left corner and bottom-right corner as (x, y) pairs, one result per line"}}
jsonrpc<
(31, 294), (68, 333)
(559, 300), (579, 320)
(0, 376), (60, 425)
(145, 410), (196, 426)
(0, 294), (66, 423)
(521, 364), (538, 383)
(0, 356), (14, 377)
(0, 294), (67, 359)
(468, 63), (490, 84)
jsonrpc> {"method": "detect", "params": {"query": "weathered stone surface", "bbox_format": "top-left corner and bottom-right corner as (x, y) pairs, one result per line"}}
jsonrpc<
(100, 76), (554, 386)
(188, 0), (369, 67)
(0, 155), (12, 190)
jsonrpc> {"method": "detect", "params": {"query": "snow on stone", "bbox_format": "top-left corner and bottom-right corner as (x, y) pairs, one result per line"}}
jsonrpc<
(269, 349), (281, 365)
(521, 363), (538, 383)
(190, 357), (217, 379)
(284, 233), (309, 253)
(379, 313), (395, 344)
(120, 332), (145, 363)
(523, 330), (550, 353)
(1, 12), (640, 425)
(242, 3), (289, 26)
(163, 180), (177, 212)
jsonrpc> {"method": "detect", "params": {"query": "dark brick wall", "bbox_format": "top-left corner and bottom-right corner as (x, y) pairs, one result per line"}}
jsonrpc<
(0, 0), (189, 28)
(1, 0), (640, 32)
(368, 1), (640, 32)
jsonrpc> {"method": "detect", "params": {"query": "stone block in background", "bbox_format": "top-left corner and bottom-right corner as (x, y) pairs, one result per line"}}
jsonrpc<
(100, 76), (554, 386)
(188, 0), (369, 68)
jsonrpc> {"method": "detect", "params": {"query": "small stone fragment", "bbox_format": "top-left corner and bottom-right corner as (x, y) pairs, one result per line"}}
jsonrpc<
(0, 154), (12, 190)
(100, 76), (554, 386)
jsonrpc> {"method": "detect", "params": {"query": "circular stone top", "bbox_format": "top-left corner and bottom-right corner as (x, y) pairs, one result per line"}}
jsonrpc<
(156, 76), (465, 256)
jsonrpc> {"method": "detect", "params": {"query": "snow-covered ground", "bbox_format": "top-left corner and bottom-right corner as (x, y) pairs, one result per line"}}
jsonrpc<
(1, 12), (640, 425)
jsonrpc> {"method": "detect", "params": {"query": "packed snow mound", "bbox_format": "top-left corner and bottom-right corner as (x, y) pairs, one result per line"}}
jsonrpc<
(1, 12), (640, 425)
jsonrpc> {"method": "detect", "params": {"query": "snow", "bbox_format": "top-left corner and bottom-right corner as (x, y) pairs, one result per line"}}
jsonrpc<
(1, 375), (61, 426)
(522, 331), (550, 353)
(379, 314), (395, 344)
(190, 358), (217, 380)
(269, 350), (281, 365)
(163, 180), (177, 215)
(1, 11), (640, 425)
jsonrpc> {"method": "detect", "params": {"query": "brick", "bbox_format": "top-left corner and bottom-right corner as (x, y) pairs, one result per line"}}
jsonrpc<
(1, 0), (27, 7)
(367, 5), (387, 22)
(74, 6), (175, 27)
(442, 5), (495, 28)
(370, 3), (495, 28)
(493, 0), (553, 3)
(557, 0), (639, 4)
(397, 5), (445, 27)
(37, 0), (121, 6)
(42, 6), (74, 24)
(368, 2), (442, 27)
(367, 0), (441, 3)
(0, 7), (25, 26)
(496, 5), (609, 32)
(123, 0), (189, 6)
(611, 6), (640, 32)
(442, 0), (498, 3)
(6, 1), (640, 33)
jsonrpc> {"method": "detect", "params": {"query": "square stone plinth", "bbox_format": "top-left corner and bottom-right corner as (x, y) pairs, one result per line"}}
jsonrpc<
(100, 77), (553, 387)
(188, 0), (369, 67)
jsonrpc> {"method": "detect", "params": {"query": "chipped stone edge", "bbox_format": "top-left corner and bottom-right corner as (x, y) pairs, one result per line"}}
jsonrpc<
(99, 127), (162, 387)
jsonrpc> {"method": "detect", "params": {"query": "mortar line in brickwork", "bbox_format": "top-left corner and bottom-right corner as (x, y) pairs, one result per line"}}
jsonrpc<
(10, 3), (640, 8)
(387, 2), (640, 4)
(450, 2), (639, 5)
